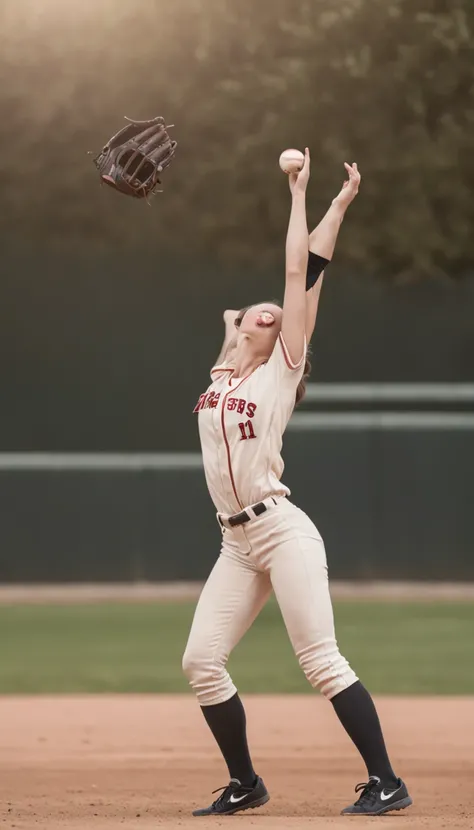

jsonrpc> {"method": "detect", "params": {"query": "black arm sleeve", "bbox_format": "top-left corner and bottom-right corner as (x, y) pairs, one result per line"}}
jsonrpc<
(306, 251), (330, 292)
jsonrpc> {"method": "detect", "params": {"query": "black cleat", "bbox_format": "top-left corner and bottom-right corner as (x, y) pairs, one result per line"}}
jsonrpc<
(341, 776), (413, 816)
(192, 776), (270, 816)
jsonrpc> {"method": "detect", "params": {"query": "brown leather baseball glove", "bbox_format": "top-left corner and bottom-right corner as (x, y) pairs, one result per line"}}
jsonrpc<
(93, 116), (177, 199)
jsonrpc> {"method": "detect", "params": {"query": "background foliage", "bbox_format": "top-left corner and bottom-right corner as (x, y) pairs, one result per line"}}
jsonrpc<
(1, 0), (473, 276)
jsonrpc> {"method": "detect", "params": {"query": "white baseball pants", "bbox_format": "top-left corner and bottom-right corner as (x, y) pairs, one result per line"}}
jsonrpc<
(182, 498), (358, 705)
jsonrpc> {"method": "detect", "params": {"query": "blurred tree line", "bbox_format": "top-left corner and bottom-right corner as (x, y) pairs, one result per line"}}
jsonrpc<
(0, 0), (473, 279)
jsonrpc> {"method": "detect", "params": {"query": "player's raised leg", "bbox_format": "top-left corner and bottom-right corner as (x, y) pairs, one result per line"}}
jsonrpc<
(268, 507), (412, 816)
(182, 542), (272, 816)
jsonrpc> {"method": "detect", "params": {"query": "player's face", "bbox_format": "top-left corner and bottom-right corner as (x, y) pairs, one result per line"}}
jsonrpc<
(236, 302), (283, 352)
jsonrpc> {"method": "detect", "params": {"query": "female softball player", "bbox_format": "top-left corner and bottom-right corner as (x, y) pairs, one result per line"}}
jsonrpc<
(184, 150), (412, 817)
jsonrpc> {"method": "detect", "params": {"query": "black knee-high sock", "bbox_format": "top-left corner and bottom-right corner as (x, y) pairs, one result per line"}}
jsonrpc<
(201, 693), (256, 787)
(331, 681), (398, 787)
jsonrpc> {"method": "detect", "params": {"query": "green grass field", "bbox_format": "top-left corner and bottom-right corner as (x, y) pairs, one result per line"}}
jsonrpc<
(2, 599), (473, 694)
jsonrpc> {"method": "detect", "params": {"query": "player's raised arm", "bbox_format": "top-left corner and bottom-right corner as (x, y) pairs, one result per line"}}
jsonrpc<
(305, 163), (361, 341)
(280, 148), (311, 365)
(305, 275), (325, 343)
(308, 163), (361, 260)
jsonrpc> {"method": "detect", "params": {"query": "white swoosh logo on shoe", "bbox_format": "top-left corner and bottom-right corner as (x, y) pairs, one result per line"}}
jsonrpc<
(229, 793), (249, 803)
(380, 788), (400, 801)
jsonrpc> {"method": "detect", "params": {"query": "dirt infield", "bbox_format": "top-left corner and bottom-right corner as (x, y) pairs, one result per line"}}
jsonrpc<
(2, 696), (473, 829)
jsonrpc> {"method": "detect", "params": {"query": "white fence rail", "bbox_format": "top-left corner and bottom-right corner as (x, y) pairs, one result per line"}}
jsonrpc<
(0, 453), (203, 470)
(289, 411), (474, 430)
(304, 382), (474, 402)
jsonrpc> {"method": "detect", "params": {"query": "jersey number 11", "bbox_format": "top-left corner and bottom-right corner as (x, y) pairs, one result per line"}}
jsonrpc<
(238, 420), (257, 441)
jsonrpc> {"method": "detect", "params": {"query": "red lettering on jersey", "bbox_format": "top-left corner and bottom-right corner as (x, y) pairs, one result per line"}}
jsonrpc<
(193, 393), (207, 413)
(246, 402), (257, 418)
(226, 397), (257, 416)
(209, 393), (220, 409)
(204, 391), (215, 409)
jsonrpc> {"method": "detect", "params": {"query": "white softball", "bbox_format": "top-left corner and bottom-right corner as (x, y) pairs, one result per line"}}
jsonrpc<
(279, 148), (304, 174)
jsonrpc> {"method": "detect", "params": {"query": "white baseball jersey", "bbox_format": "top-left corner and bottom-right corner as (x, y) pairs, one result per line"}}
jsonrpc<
(194, 333), (306, 515)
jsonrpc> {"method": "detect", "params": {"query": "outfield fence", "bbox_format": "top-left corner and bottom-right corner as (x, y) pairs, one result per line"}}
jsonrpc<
(1, 384), (472, 583)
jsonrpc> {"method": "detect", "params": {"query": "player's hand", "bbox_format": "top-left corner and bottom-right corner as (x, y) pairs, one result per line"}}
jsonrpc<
(289, 147), (310, 196)
(332, 163), (361, 210)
